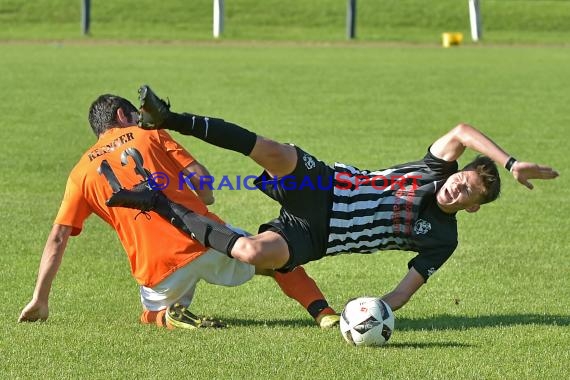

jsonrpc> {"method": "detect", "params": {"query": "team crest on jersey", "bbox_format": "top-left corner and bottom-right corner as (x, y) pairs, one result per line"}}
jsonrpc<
(303, 154), (316, 170)
(414, 219), (431, 235)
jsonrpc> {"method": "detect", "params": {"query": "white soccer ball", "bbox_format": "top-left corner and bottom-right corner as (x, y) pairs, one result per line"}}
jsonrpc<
(340, 297), (395, 346)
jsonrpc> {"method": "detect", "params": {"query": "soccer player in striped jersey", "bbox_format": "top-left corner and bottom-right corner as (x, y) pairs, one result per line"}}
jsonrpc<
(126, 85), (558, 312)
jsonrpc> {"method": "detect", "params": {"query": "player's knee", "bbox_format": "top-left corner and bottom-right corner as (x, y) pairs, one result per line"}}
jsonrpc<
(231, 234), (290, 269)
(231, 237), (264, 265)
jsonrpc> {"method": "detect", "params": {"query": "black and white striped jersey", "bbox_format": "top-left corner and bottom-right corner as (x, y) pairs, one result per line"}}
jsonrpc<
(326, 149), (459, 280)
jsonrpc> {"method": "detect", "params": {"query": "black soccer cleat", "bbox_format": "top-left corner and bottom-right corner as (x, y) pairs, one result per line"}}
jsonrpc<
(106, 181), (162, 212)
(138, 85), (172, 129)
(106, 182), (195, 237)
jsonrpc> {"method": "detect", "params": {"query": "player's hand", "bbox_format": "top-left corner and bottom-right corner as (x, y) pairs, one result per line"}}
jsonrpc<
(511, 161), (559, 190)
(18, 299), (49, 322)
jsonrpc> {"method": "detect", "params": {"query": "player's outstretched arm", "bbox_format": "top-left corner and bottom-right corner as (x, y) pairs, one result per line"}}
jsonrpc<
(18, 224), (72, 322)
(381, 267), (425, 311)
(430, 123), (559, 188)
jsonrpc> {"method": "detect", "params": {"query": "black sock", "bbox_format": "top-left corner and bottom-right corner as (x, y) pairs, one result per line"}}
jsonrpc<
(149, 194), (194, 237)
(170, 203), (242, 256)
(307, 300), (330, 319)
(165, 112), (257, 156)
(147, 191), (242, 256)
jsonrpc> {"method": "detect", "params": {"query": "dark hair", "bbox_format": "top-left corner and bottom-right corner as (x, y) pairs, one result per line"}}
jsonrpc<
(88, 94), (137, 136)
(462, 155), (501, 204)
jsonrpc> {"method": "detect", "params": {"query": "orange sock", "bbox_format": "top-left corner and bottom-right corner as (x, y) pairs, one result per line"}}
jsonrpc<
(155, 310), (174, 329)
(140, 310), (160, 324)
(140, 309), (174, 329)
(273, 266), (336, 320)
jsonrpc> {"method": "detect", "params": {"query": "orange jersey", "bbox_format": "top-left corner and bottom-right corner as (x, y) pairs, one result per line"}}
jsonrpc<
(54, 126), (223, 287)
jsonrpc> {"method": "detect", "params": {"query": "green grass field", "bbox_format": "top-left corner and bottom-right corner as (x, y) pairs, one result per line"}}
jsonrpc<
(2, 42), (568, 380)
(1, 1), (569, 379)
(2, 0), (570, 43)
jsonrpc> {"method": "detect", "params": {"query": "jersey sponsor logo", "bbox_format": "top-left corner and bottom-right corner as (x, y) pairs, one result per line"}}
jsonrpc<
(303, 153), (316, 170)
(414, 219), (431, 235)
(392, 187), (416, 236)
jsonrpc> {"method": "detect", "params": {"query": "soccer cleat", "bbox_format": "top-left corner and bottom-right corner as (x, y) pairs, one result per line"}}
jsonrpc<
(106, 182), (162, 212)
(166, 303), (226, 329)
(106, 181), (194, 237)
(138, 84), (172, 129)
(318, 314), (341, 329)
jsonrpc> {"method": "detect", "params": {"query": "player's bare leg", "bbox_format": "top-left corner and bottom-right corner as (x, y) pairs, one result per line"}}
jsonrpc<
(230, 231), (290, 269)
(138, 84), (298, 178)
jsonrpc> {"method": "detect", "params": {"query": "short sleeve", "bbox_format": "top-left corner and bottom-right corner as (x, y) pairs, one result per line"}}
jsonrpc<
(54, 176), (92, 236)
(407, 242), (457, 282)
(157, 130), (195, 168)
(424, 147), (459, 177)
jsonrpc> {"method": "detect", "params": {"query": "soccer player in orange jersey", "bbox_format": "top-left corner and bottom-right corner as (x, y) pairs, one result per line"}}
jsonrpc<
(18, 94), (339, 329)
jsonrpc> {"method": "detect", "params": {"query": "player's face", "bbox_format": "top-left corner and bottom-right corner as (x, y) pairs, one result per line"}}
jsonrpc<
(436, 170), (485, 213)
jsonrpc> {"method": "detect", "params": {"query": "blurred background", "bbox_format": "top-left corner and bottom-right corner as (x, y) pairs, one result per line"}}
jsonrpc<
(1, 0), (569, 44)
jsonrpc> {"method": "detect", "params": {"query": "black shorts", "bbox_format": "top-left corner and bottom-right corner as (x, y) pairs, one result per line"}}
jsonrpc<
(254, 146), (334, 272)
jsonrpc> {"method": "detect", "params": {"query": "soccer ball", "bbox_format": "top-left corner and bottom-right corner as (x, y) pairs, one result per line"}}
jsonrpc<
(340, 297), (395, 346)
